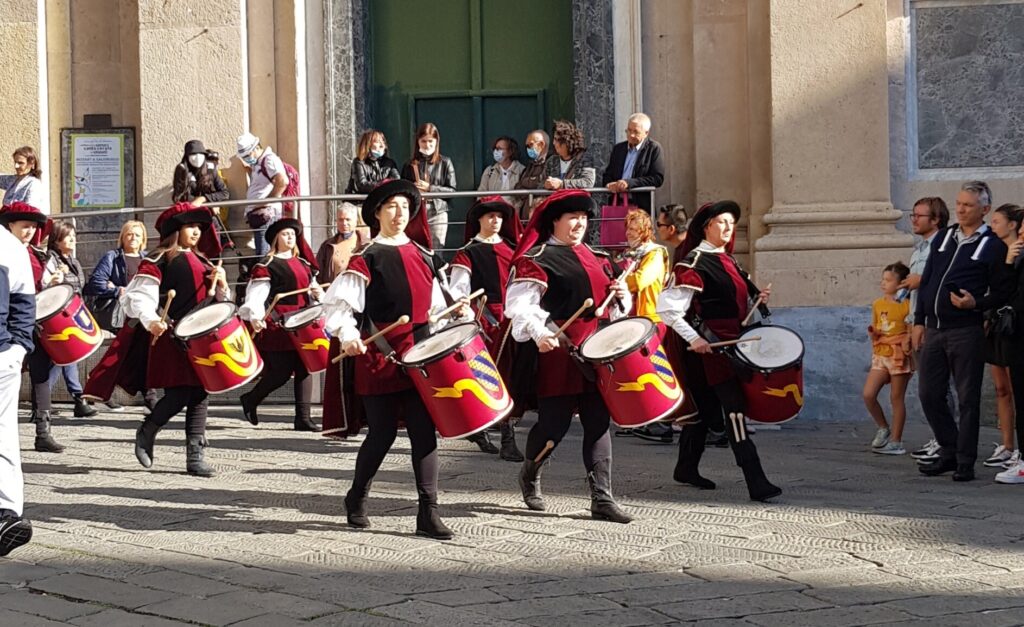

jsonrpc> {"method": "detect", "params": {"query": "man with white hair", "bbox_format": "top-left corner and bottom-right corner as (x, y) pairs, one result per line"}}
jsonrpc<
(602, 112), (665, 210)
(315, 202), (368, 284)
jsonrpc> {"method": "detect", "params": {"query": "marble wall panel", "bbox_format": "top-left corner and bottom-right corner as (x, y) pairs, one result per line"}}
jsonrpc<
(572, 0), (615, 183)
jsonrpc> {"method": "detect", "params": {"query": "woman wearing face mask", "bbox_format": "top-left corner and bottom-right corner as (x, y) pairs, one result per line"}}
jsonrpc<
(239, 219), (324, 432)
(478, 136), (525, 206)
(0, 146), (48, 215)
(172, 140), (229, 207)
(401, 123), (457, 250)
(347, 130), (400, 194)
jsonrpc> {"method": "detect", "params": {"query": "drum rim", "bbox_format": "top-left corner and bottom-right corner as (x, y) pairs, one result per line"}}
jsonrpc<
(282, 304), (325, 330)
(733, 323), (805, 371)
(34, 284), (76, 324)
(399, 322), (482, 368)
(173, 301), (240, 340)
(578, 316), (655, 363)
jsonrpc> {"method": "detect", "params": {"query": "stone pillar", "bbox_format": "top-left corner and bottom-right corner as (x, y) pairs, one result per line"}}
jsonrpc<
(754, 1), (911, 306)
(612, 0), (642, 139)
(572, 0), (615, 183)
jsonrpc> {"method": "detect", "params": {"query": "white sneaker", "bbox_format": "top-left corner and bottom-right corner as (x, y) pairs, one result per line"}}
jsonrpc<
(1002, 449), (1021, 469)
(871, 427), (891, 449)
(873, 441), (906, 455)
(995, 460), (1024, 484)
(984, 444), (1013, 467)
(911, 439), (939, 459)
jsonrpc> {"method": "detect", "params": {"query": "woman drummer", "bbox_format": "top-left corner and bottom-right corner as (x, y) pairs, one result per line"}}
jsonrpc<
(0, 202), (64, 452)
(122, 202), (229, 477)
(656, 200), (781, 501)
(449, 196), (524, 461)
(239, 219), (323, 431)
(505, 189), (633, 524)
(322, 178), (470, 540)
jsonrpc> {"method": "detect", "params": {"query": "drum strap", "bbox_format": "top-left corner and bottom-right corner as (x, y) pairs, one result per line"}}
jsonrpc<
(362, 318), (397, 360)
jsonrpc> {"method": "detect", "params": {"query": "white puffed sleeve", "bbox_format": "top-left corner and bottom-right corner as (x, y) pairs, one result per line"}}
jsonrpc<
(321, 272), (366, 344)
(657, 286), (701, 344)
(448, 266), (472, 300)
(505, 281), (554, 345)
(238, 281), (271, 321)
(122, 274), (161, 327)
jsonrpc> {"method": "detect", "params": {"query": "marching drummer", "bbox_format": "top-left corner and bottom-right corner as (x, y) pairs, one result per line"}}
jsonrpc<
(0, 202), (64, 453)
(505, 189), (634, 524)
(238, 218), (324, 432)
(449, 196), (524, 461)
(656, 200), (782, 502)
(121, 202), (229, 477)
(322, 178), (470, 540)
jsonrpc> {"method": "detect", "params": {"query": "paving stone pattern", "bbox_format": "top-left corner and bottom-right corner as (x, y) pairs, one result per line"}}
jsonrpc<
(2, 405), (1023, 625)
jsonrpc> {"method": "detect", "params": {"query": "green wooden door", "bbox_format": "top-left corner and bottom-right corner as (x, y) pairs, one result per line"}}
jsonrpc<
(370, 0), (574, 249)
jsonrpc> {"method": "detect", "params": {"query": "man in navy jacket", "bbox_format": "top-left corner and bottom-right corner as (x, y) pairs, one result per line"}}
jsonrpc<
(913, 181), (1007, 482)
(602, 113), (665, 210)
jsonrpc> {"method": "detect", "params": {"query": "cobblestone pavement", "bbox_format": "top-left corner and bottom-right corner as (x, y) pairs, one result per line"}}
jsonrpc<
(3, 404), (1023, 626)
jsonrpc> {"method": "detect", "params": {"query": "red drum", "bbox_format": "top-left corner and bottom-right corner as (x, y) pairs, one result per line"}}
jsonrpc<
(579, 317), (685, 428)
(281, 305), (330, 374)
(732, 325), (805, 424)
(35, 284), (104, 365)
(399, 322), (513, 439)
(174, 302), (264, 394)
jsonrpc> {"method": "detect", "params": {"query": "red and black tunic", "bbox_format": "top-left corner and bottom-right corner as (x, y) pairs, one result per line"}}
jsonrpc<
(28, 245), (47, 291)
(249, 255), (316, 352)
(451, 237), (515, 360)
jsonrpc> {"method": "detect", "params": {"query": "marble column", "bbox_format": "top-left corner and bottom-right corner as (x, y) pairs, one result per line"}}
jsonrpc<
(324, 0), (368, 195)
(572, 0), (615, 183)
(753, 0), (911, 306)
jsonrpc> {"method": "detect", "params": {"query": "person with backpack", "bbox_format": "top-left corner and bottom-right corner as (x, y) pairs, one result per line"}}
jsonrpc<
(237, 132), (295, 257)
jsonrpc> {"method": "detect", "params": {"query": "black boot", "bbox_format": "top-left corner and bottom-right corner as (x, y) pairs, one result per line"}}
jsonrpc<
(415, 499), (453, 540)
(293, 402), (321, 432)
(33, 412), (65, 453)
(499, 422), (524, 462)
(240, 391), (258, 426)
(466, 430), (498, 454)
(134, 420), (160, 468)
(73, 395), (97, 418)
(344, 488), (370, 529)
(734, 440), (781, 502)
(518, 459), (547, 511)
(587, 459), (632, 524)
(185, 435), (215, 477)
(674, 426), (716, 489)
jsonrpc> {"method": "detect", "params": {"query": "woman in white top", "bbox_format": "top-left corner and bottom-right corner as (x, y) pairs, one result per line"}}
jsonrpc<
(477, 136), (525, 205)
(0, 146), (47, 214)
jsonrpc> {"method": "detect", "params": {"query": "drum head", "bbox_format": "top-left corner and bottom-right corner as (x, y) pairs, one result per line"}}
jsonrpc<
(174, 302), (237, 339)
(283, 305), (324, 329)
(579, 317), (653, 361)
(737, 326), (804, 369)
(401, 323), (479, 366)
(35, 284), (74, 320)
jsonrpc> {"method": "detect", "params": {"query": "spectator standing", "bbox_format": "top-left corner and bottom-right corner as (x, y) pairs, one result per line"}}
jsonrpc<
(0, 146), (47, 214)
(0, 223), (35, 556)
(914, 181), (1008, 482)
(900, 197), (949, 464)
(544, 120), (595, 191)
(658, 204), (689, 260)
(982, 204), (1022, 468)
(402, 123), (456, 250)
(315, 203), (369, 285)
(864, 262), (913, 455)
(172, 140), (229, 207)
(237, 132), (288, 257)
(347, 130), (400, 194)
(515, 130), (550, 219)
(44, 221), (97, 418)
(478, 136), (524, 205)
(995, 219), (1024, 484)
(602, 113), (666, 210)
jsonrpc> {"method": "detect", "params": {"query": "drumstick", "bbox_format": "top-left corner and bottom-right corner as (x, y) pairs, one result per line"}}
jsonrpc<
(474, 295), (488, 324)
(594, 258), (639, 318)
(330, 315), (410, 363)
(554, 298), (594, 341)
(208, 259), (223, 292)
(687, 336), (761, 351)
(428, 289), (485, 324)
(150, 289), (176, 346)
(533, 440), (554, 463)
(741, 282), (772, 327)
(263, 283), (331, 322)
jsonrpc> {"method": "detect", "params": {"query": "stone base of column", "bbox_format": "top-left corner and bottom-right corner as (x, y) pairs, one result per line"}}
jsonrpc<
(753, 202), (914, 306)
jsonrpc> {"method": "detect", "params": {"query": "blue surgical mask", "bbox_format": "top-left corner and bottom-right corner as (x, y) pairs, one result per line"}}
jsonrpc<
(526, 147), (539, 160)
(370, 149), (385, 160)
(241, 154), (257, 167)
(493, 149), (505, 163)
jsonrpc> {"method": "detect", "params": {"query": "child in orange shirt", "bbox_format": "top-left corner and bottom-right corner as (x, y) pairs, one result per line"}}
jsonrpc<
(864, 262), (913, 455)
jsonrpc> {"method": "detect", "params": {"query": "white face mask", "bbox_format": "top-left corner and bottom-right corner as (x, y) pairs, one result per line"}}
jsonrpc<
(419, 146), (436, 157)
(188, 153), (206, 169)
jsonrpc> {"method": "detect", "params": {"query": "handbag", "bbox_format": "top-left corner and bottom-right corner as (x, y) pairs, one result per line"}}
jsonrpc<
(599, 193), (635, 249)
(245, 206), (272, 228)
(992, 306), (1016, 337)
(87, 293), (126, 331)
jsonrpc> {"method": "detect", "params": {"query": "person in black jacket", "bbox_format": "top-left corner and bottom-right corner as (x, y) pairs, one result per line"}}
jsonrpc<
(995, 222), (1024, 484)
(913, 181), (1009, 482)
(402, 123), (457, 250)
(172, 140), (229, 207)
(602, 113), (665, 211)
(347, 130), (400, 194)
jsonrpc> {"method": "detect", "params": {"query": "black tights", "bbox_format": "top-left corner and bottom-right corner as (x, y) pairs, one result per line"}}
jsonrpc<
(1007, 365), (1024, 451)
(679, 378), (761, 469)
(146, 385), (209, 438)
(523, 392), (612, 471)
(27, 345), (52, 412)
(246, 351), (311, 420)
(350, 390), (439, 502)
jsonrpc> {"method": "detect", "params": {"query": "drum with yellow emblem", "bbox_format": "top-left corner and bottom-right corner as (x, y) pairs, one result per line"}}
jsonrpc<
(174, 302), (264, 394)
(35, 284), (104, 365)
(399, 322), (513, 439)
(579, 316), (685, 428)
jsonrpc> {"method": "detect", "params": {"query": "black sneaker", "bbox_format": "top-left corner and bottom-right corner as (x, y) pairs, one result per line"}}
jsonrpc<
(0, 515), (33, 556)
(705, 430), (729, 448)
(632, 423), (674, 444)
